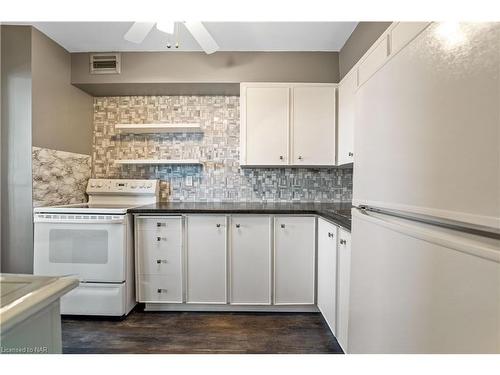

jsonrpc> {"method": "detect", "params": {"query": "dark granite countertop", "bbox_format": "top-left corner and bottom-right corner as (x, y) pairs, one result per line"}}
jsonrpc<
(129, 202), (352, 231)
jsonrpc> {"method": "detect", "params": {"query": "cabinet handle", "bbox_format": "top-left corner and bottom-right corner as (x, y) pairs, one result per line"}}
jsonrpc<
(298, 156), (303, 160)
(157, 288), (167, 293)
(216, 223), (221, 228)
(328, 232), (334, 238)
(156, 236), (167, 241)
(280, 224), (285, 229)
(156, 222), (166, 227)
(235, 224), (241, 228)
(348, 152), (354, 157)
(279, 155), (284, 160)
(340, 239), (347, 245)
(156, 259), (167, 264)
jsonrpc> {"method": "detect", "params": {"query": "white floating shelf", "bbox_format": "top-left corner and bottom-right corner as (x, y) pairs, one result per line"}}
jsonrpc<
(115, 123), (202, 134)
(115, 159), (202, 165)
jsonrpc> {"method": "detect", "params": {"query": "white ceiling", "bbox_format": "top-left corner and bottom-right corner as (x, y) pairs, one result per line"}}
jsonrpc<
(29, 22), (358, 52)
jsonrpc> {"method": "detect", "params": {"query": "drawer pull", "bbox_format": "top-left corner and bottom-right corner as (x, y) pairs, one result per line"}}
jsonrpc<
(216, 223), (221, 228)
(157, 288), (168, 294)
(340, 239), (347, 245)
(156, 259), (167, 264)
(156, 236), (167, 241)
(280, 224), (285, 229)
(156, 222), (166, 227)
(328, 232), (334, 238)
(235, 224), (241, 228)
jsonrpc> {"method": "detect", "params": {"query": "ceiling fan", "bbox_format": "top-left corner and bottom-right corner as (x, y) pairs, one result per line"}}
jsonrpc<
(123, 21), (219, 54)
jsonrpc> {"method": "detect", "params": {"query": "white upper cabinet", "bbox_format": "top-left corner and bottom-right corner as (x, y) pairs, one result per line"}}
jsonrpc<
(390, 22), (430, 56)
(337, 70), (357, 165)
(355, 22), (431, 89)
(358, 35), (390, 87)
(240, 85), (290, 166)
(240, 83), (336, 167)
(229, 216), (272, 305)
(292, 86), (336, 166)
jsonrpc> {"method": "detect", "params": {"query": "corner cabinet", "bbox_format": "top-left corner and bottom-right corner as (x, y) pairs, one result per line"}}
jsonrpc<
(317, 218), (338, 335)
(240, 83), (336, 167)
(337, 70), (356, 165)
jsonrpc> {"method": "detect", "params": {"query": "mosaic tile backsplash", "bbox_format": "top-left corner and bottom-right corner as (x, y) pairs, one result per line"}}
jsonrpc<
(92, 96), (353, 202)
(32, 147), (91, 207)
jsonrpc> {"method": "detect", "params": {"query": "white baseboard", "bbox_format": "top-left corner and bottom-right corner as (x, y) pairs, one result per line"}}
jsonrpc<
(144, 303), (319, 313)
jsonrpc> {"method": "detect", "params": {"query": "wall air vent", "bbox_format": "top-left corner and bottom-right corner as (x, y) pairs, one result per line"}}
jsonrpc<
(89, 53), (121, 74)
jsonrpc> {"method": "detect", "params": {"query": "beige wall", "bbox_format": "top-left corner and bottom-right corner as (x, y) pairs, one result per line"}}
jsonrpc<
(339, 22), (392, 80)
(71, 51), (340, 95)
(32, 28), (93, 155)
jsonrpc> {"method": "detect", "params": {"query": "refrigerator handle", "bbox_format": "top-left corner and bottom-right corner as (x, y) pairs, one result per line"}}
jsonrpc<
(354, 208), (500, 263)
(358, 205), (499, 239)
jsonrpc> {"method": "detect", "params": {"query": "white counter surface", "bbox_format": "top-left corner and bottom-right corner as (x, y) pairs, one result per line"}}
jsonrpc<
(0, 274), (78, 333)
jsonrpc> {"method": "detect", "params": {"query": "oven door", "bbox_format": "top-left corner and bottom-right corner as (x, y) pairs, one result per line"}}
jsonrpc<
(33, 213), (128, 283)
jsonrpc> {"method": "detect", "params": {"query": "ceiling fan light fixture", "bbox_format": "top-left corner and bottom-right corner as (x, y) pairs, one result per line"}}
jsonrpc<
(156, 21), (175, 34)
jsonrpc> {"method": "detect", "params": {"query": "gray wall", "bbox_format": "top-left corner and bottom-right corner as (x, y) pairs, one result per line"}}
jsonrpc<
(339, 22), (391, 79)
(1, 26), (34, 273)
(72, 51), (340, 95)
(1, 26), (94, 273)
(32, 28), (93, 155)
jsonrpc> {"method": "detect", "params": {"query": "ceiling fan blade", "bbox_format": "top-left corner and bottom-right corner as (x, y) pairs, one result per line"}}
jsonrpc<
(184, 21), (219, 54)
(124, 22), (155, 43)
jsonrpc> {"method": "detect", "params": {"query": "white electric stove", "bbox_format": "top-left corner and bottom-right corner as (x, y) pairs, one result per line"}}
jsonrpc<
(33, 178), (159, 316)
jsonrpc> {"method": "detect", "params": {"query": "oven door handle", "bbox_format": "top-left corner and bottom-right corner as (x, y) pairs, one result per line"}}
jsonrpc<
(33, 216), (126, 224)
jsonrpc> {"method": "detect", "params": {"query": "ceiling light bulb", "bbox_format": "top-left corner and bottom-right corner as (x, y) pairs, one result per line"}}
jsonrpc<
(156, 21), (175, 34)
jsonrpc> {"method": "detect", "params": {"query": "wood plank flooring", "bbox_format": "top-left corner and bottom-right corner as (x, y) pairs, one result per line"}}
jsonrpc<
(62, 308), (343, 354)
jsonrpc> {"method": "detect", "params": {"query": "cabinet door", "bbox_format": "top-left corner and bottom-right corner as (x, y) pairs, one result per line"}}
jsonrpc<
(241, 85), (290, 166)
(186, 216), (227, 304)
(337, 71), (356, 165)
(136, 216), (183, 303)
(317, 218), (338, 334)
(358, 35), (390, 86)
(337, 228), (352, 352)
(292, 85), (336, 166)
(230, 216), (272, 305)
(274, 216), (315, 305)
(390, 22), (429, 56)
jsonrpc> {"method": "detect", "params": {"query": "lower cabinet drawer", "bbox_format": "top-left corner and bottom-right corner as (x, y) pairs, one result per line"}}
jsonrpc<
(136, 226), (182, 276)
(61, 282), (127, 316)
(137, 275), (182, 303)
(136, 216), (182, 236)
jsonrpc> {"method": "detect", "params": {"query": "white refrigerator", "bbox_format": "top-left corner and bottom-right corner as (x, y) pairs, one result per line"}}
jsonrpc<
(350, 23), (500, 353)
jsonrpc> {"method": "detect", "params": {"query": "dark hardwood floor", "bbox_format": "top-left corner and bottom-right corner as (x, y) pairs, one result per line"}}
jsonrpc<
(62, 308), (343, 354)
